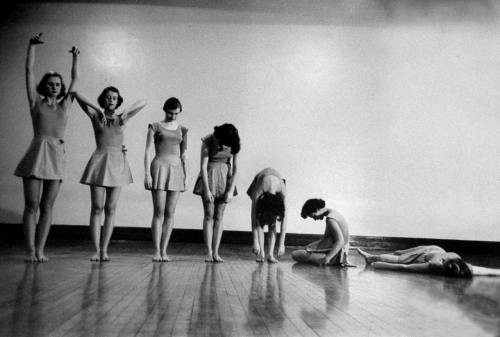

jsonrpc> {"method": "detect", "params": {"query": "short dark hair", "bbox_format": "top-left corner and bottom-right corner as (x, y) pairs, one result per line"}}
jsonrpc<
(97, 86), (123, 109)
(36, 72), (66, 99)
(163, 97), (182, 112)
(214, 123), (240, 154)
(256, 193), (285, 227)
(301, 198), (325, 219)
(443, 258), (472, 278)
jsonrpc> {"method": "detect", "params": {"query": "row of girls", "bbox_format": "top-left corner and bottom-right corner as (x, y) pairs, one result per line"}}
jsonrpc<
(15, 34), (241, 263)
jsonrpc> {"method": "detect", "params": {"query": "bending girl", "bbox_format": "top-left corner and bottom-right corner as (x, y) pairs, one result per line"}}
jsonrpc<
(144, 98), (189, 262)
(357, 245), (500, 277)
(75, 87), (146, 261)
(292, 199), (355, 267)
(15, 33), (79, 262)
(247, 167), (287, 262)
(193, 124), (240, 262)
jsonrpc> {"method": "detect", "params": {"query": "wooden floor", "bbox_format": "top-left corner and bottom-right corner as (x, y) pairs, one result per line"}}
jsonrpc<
(0, 241), (499, 337)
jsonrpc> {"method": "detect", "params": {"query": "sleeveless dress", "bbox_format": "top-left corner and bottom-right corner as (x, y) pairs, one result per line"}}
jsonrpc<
(246, 167), (285, 198)
(14, 97), (71, 180)
(193, 134), (238, 198)
(148, 122), (188, 191)
(80, 114), (133, 187)
(396, 246), (460, 264)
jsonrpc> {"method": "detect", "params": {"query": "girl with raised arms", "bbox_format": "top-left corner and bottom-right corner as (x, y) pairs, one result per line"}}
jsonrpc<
(144, 98), (188, 262)
(75, 87), (146, 261)
(15, 33), (79, 262)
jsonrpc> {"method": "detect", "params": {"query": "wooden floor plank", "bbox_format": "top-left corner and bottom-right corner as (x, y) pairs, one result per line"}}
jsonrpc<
(0, 241), (499, 337)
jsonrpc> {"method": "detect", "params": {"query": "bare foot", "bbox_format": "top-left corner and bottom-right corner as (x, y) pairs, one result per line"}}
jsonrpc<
(90, 252), (100, 262)
(213, 254), (224, 263)
(267, 256), (278, 263)
(205, 253), (214, 262)
(356, 248), (375, 264)
(252, 243), (260, 255)
(36, 252), (49, 262)
(25, 252), (37, 263)
(152, 252), (162, 262)
(161, 253), (171, 262)
(256, 251), (265, 263)
(101, 253), (110, 262)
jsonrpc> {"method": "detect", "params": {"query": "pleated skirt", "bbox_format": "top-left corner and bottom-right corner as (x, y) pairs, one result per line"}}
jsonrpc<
(193, 161), (238, 198)
(149, 154), (186, 191)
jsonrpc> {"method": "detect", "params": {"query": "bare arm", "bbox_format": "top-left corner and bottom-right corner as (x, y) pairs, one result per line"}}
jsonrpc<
(471, 265), (500, 276)
(318, 218), (345, 265)
(180, 131), (189, 189)
(73, 92), (102, 118)
(224, 152), (239, 203)
(277, 191), (287, 257)
(26, 35), (41, 110)
(121, 99), (147, 122)
(144, 127), (154, 189)
(200, 142), (213, 203)
(65, 46), (80, 101)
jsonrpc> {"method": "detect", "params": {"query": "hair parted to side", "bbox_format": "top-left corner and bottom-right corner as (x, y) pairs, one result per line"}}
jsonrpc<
(163, 97), (182, 112)
(256, 193), (285, 228)
(213, 123), (240, 154)
(301, 198), (326, 219)
(36, 71), (66, 99)
(443, 258), (473, 278)
(97, 86), (124, 109)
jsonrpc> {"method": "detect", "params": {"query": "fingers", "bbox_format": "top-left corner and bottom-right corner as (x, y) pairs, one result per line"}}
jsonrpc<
(69, 46), (80, 54)
(30, 33), (43, 44)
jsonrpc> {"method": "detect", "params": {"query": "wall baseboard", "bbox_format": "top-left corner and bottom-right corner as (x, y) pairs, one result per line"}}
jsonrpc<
(1, 224), (498, 255)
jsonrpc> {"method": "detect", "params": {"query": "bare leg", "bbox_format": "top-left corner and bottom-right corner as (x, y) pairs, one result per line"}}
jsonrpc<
(356, 248), (400, 264)
(292, 249), (326, 265)
(100, 186), (122, 261)
(160, 191), (180, 262)
(35, 179), (61, 262)
(251, 201), (259, 254)
(212, 201), (227, 262)
(267, 226), (278, 263)
(89, 186), (105, 261)
(151, 190), (166, 262)
(22, 178), (42, 262)
(202, 199), (215, 262)
(256, 226), (265, 262)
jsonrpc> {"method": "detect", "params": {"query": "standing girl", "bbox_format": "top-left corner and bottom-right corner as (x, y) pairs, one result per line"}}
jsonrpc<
(193, 124), (240, 262)
(15, 33), (79, 262)
(144, 98), (189, 262)
(75, 87), (146, 261)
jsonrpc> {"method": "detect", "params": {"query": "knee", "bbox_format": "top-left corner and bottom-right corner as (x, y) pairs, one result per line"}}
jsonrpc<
(24, 199), (40, 214)
(213, 213), (224, 223)
(104, 204), (117, 216)
(292, 250), (309, 263)
(91, 203), (104, 215)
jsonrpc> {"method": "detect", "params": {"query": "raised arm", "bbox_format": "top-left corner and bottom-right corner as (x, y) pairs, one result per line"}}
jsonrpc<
(318, 218), (345, 266)
(74, 92), (102, 118)
(66, 46), (80, 95)
(26, 34), (42, 110)
(224, 152), (239, 203)
(121, 99), (147, 122)
(144, 127), (155, 190)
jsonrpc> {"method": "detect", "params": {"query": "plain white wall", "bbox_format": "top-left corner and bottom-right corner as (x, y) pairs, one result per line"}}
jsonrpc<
(1, 1), (500, 241)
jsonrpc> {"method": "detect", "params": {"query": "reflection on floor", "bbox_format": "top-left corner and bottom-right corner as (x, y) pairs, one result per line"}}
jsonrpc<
(0, 241), (499, 337)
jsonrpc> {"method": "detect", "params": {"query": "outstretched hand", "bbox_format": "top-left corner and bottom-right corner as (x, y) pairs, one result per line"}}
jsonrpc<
(30, 33), (43, 45)
(69, 46), (80, 54)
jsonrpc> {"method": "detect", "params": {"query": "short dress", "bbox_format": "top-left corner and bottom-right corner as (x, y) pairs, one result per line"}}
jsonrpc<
(396, 246), (460, 264)
(148, 122), (188, 191)
(14, 96), (71, 180)
(246, 167), (286, 199)
(80, 114), (133, 187)
(193, 133), (238, 198)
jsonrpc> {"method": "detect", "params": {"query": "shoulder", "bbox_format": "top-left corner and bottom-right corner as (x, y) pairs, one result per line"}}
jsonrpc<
(201, 133), (214, 145)
(148, 122), (159, 132)
(180, 125), (189, 136)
